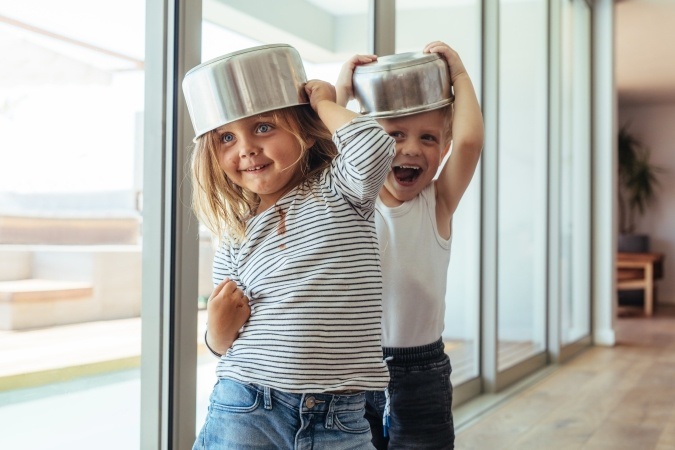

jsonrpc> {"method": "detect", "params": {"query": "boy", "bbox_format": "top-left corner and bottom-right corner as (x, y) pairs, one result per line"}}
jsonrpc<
(337, 40), (484, 449)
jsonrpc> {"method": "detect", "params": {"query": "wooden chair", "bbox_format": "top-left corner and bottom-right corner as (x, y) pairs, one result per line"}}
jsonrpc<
(617, 252), (665, 317)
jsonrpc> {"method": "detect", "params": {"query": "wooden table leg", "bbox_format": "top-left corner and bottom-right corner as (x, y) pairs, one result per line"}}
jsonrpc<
(645, 263), (653, 317)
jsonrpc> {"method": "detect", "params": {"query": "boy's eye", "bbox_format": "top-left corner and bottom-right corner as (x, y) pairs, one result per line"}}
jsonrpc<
(422, 134), (438, 143)
(221, 133), (234, 143)
(256, 123), (272, 133)
(389, 131), (404, 139)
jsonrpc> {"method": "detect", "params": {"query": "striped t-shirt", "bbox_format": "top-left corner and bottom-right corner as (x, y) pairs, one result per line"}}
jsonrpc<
(212, 116), (396, 393)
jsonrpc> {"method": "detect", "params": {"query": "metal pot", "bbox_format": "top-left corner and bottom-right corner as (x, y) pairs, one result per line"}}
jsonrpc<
(352, 51), (453, 119)
(182, 44), (309, 139)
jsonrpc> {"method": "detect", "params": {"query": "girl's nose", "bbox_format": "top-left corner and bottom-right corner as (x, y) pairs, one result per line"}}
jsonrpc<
(238, 140), (260, 158)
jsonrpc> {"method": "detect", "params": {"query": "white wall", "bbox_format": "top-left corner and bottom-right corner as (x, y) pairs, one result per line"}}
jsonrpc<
(618, 103), (675, 304)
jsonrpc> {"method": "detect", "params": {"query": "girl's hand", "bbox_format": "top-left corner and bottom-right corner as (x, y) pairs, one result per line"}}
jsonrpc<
(305, 79), (337, 112)
(423, 41), (467, 83)
(305, 78), (361, 134)
(336, 54), (377, 107)
(206, 278), (251, 355)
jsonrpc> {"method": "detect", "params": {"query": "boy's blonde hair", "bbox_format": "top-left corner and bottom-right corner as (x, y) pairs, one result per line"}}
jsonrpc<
(380, 104), (454, 150)
(191, 105), (337, 243)
(440, 103), (454, 150)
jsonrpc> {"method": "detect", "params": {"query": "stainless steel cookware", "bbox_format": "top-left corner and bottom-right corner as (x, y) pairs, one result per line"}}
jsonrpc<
(352, 51), (453, 119)
(182, 44), (309, 138)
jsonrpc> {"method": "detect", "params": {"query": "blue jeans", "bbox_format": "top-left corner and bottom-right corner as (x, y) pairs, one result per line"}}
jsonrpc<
(194, 379), (375, 449)
(365, 338), (454, 449)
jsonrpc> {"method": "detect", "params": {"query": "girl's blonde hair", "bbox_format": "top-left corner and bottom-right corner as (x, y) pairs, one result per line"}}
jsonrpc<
(191, 105), (336, 243)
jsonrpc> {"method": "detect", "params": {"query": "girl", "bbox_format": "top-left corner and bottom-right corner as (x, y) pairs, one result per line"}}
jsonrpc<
(185, 46), (396, 449)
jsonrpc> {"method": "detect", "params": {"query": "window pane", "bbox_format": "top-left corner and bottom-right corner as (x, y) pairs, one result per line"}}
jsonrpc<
(0, 0), (145, 448)
(560, 0), (591, 345)
(497, 0), (548, 370)
(396, 0), (483, 386)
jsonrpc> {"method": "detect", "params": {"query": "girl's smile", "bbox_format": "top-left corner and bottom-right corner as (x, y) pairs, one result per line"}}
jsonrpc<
(242, 163), (270, 172)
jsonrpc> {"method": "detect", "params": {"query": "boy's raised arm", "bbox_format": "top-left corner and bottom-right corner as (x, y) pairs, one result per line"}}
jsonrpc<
(336, 54), (378, 107)
(426, 42), (484, 219)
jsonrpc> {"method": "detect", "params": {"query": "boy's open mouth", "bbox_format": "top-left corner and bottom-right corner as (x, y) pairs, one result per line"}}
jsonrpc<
(393, 165), (421, 184)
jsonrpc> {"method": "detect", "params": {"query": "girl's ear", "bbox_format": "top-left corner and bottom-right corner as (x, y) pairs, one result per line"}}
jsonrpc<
(305, 137), (316, 149)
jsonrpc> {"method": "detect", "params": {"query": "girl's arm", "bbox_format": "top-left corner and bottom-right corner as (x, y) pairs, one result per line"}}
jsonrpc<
(305, 79), (358, 133)
(426, 42), (484, 222)
(306, 79), (396, 212)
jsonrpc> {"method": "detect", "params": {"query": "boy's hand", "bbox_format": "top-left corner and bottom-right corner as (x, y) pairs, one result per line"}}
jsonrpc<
(206, 278), (251, 355)
(335, 54), (378, 107)
(423, 41), (467, 83)
(305, 79), (337, 112)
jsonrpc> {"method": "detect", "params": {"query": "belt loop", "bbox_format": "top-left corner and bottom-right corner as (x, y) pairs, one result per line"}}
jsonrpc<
(324, 395), (337, 429)
(263, 386), (272, 410)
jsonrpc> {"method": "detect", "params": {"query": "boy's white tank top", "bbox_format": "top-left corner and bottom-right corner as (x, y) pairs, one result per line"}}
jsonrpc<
(375, 184), (451, 348)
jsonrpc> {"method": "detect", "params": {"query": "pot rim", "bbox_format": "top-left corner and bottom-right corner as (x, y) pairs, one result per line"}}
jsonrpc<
(365, 98), (453, 119)
(353, 51), (442, 74)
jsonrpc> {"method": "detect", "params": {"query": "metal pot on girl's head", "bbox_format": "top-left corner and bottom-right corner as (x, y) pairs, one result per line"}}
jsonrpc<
(182, 44), (309, 139)
(352, 51), (453, 119)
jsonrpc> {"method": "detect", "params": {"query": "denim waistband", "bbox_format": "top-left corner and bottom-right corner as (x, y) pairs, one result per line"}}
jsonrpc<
(382, 338), (445, 364)
(249, 384), (366, 413)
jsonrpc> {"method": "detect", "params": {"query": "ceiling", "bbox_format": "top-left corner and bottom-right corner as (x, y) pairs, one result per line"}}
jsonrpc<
(307, 0), (675, 107)
(2, 0), (673, 106)
(613, 0), (675, 105)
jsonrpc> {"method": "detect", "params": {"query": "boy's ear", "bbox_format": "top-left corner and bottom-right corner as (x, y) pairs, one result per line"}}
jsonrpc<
(441, 144), (451, 158)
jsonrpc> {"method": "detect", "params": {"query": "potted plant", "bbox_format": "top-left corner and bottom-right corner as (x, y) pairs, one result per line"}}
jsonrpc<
(617, 124), (663, 252)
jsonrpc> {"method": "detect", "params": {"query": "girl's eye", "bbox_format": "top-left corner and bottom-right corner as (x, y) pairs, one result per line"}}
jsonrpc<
(220, 133), (234, 144)
(257, 123), (272, 133)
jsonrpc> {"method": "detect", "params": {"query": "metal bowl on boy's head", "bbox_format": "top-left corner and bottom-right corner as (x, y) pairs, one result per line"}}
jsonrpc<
(182, 43), (309, 139)
(352, 51), (453, 119)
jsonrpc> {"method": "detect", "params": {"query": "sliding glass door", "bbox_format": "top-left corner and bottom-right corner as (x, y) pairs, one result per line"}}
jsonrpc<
(496, 0), (549, 379)
(0, 0), (145, 448)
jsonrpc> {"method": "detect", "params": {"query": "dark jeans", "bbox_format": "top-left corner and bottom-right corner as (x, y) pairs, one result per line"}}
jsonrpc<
(365, 338), (454, 449)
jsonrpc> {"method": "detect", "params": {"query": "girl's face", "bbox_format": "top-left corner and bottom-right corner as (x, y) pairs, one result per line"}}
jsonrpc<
(214, 113), (304, 213)
(379, 109), (448, 204)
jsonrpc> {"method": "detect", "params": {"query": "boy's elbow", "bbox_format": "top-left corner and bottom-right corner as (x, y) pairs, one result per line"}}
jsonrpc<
(455, 132), (484, 156)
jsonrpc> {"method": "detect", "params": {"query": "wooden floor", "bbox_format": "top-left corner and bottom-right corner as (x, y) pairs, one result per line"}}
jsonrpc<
(2, 304), (674, 449)
(456, 304), (675, 450)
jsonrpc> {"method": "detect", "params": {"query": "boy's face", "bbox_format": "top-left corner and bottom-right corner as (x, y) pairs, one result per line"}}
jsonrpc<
(379, 109), (448, 203)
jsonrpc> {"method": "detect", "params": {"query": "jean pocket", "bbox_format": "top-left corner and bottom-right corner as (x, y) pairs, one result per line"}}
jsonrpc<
(210, 379), (261, 413)
(334, 407), (371, 434)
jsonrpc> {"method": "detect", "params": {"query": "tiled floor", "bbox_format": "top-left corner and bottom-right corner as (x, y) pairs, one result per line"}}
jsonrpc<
(0, 310), (209, 391)
(0, 310), (216, 450)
